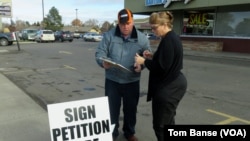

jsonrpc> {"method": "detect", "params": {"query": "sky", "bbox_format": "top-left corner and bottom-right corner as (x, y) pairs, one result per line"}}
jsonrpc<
(2, 0), (148, 25)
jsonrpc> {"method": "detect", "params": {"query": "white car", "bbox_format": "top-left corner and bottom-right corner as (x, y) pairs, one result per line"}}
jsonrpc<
(73, 32), (81, 39)
(144, 33), (154, 39)
(83, 32), (103, 42)
(34, 30), (55, 43)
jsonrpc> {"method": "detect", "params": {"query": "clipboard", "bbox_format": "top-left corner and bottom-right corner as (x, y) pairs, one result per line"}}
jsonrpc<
(98, 57), (132, 73)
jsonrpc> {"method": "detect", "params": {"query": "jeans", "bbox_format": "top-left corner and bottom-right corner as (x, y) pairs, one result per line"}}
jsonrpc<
(105, 79), (140, 138)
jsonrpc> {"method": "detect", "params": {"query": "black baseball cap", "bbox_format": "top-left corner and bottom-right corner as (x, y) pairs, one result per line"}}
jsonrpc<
(118, 8), (133, 24)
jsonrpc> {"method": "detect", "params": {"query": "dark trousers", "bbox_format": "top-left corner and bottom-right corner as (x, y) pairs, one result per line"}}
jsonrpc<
(152, 73), (187, 141)
(105, 79), (140, 138)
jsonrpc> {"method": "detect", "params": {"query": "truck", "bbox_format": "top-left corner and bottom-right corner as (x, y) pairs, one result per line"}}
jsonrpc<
(0, 32), (15, 46)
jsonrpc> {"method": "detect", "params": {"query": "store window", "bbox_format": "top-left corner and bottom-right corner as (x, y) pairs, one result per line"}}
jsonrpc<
(182, 10), (215, 36)
(215, 11), (250, 37)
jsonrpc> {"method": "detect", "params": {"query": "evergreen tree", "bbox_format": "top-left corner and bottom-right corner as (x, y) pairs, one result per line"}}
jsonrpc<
(43, 6), (64, 31)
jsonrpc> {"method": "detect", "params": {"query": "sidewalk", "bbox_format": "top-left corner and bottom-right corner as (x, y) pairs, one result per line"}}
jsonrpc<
(0, 49), (249, 141)
(184, 49), (250, 61)
(0, 74), (51, 141)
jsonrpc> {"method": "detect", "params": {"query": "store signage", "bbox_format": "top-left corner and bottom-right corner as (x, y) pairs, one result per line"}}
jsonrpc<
(0, 0), (12, 17)
(164, 0), (192, 8)
(188, 13), (209, 26)
(145, 0), (193, 7)
(145, 0), (164, 6)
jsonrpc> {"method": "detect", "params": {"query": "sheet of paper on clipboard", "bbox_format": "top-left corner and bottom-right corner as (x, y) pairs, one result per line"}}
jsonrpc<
(99, 57), (132, 73)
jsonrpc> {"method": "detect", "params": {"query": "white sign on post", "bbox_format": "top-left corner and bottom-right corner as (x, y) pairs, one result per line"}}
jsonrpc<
(0, 0), (12, 17)
(47, 97), (113, 141)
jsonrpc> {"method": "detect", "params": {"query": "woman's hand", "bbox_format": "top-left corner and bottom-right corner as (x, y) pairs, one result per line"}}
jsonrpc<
(135, 53), (145, 65)
(143, 50), (153, 59)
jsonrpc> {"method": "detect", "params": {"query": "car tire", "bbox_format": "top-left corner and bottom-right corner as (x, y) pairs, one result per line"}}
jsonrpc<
(0, 38), (9, 46)
(59, 38), (63, 42)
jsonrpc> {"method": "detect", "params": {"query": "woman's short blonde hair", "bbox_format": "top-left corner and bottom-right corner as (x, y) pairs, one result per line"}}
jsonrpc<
(149, 11), (174, 28)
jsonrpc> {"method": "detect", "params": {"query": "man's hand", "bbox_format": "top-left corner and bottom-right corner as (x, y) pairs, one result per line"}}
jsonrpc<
(103, 61), (112, 69)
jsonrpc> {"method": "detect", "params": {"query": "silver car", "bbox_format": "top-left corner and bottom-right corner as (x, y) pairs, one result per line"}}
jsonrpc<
(83, 32), (103, 42)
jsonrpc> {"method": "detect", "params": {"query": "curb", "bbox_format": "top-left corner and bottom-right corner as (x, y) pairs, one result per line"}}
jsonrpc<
(183, 51), (250, 67)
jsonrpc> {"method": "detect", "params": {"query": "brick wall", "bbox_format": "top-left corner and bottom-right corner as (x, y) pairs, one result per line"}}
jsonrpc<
(150, 40), (223, 52)
(182, 40), (223, 52)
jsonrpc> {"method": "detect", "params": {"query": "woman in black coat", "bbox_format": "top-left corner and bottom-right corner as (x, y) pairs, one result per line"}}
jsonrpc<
(135, 11), (187, 141)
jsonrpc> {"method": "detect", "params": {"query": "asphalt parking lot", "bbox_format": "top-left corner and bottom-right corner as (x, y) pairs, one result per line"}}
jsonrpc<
(0, 40), (249, 141)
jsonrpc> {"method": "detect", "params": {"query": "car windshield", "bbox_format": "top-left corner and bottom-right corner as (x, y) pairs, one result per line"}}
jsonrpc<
(27, 30), (37, 33)
(43, 31), (53, 34)
(64, 31), (70, 34)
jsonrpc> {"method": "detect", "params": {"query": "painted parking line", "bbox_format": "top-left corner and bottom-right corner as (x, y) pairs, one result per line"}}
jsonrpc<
(0, 50), (9, 53)
(207, 109), (250, 124)
(59, 51), (72, 54)
(63, 65), (76, 70)
(2, 65), (77, 74)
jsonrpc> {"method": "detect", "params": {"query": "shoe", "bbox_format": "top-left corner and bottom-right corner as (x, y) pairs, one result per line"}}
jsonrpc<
(127, 135), (138, 141)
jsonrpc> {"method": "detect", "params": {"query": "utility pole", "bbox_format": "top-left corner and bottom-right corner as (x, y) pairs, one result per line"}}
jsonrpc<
(42, 0), (45, 28)
(42, 0), (44, 20)
(75, 9), (78, 20)
(75, 8), (78, 29)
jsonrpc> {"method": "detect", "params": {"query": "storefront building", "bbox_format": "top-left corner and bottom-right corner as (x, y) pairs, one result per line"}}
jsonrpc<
(125, 0), (250, 53)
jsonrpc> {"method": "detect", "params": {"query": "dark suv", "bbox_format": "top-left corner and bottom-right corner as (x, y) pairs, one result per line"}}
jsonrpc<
(54, 31), (73, 42)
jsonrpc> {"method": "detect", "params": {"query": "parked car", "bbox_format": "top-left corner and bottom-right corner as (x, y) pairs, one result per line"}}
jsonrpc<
(20, 29), (38, 41)
(144, 33), (154, 39)
(73, 32), (81, 39)
(34, 30), (55, 43)
(54, 31), (73, 42)
(81, 32), (90, 39)
(83, 32), (103, 42)
(148, 34), (161, 40)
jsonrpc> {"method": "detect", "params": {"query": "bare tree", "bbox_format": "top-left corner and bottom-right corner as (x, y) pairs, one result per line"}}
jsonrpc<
(15, 20), (27, 31)
(84, 19), (99, 27)
(100, 21), (111, 33)
(71, 19), (83, 26)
